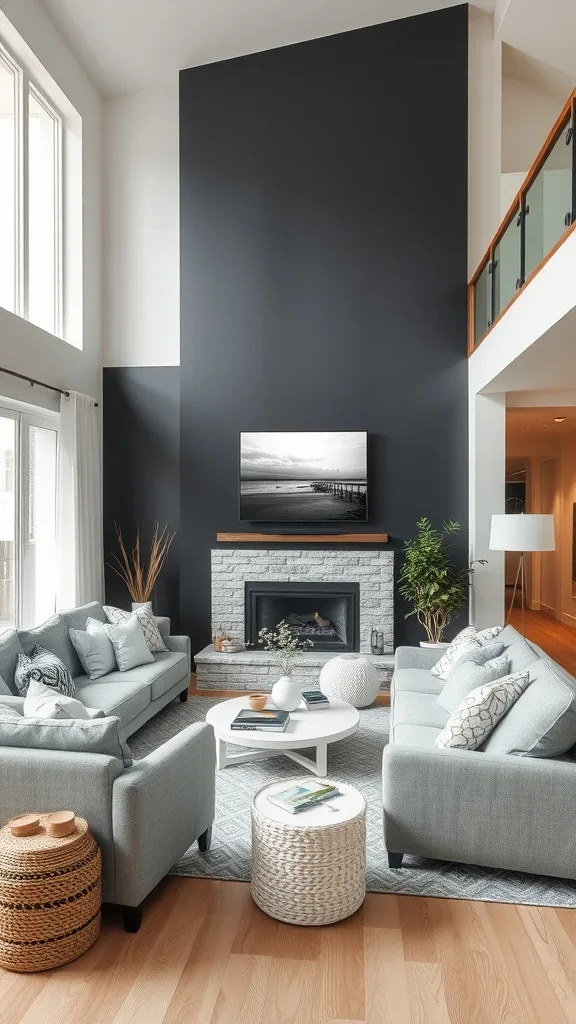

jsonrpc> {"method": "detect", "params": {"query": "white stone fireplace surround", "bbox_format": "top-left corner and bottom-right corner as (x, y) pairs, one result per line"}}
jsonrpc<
(195, 548), (394, 692)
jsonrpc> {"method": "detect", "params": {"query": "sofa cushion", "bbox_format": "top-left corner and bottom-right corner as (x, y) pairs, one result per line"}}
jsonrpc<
(496, 625), (540, 673)
(392, 669), (444, 696)
(436, 671), (530, 751)
(0, 630), (25, 694)
(437, 651), (510, 714)
(144, 652), (188, 699)
(393, 691), (449, 731)
(73, 677), (151, 726)
(18, 615), (81, 678)
(0, 673), (12, 696)
(0, 712), (132, 766)
(69, 617), (117, 680)
(483, 658), (576, 757)
(103, 616), (154, 672)
(391, 723), (441, 748)
(59, 602), (107, 632)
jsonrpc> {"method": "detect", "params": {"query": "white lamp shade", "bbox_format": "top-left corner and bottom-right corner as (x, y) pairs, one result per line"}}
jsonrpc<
(489, 514), (555, 552)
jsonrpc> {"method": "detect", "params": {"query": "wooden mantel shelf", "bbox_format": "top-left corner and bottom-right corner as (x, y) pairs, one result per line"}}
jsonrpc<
(217, 532), (389, 544)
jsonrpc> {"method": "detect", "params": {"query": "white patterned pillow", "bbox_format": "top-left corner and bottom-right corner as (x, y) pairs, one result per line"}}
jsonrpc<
(436, 670), (530, 751)
(476, 625), (504, 644)
(103, 605), (168, 654)
(430, 626), (482, 681)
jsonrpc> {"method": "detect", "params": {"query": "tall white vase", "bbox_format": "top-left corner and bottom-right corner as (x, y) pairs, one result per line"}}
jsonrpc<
(132, 601), (152, 611)
(271, 675), (302, 712)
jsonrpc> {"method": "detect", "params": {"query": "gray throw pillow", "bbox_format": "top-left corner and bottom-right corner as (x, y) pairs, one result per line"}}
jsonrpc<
(103, 605), (168, 654)
(483, 658), (576, 757)
(14, 646), (76, 698)
(103, 615), (154, 672)
(0, 712), (133, 766)
(0, 673), (12, 696)
(0, 630), (25, 694)
(69, 617), (117, 679)
(437, 651), (510, 714)
(454, 642), (506, 668)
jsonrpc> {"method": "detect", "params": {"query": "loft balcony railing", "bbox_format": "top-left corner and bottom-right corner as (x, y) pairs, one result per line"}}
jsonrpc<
(469, 87), (576, 354)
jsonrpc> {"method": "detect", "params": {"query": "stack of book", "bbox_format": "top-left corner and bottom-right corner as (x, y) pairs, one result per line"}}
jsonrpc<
(302, 690), (330, 709)
(230, 709), (290, 732)
(267, 781), (341, 814)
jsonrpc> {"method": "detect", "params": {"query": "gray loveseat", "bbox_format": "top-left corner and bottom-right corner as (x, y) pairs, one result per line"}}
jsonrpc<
(0, 602), (216, 931)
(383, 625), (576, 882)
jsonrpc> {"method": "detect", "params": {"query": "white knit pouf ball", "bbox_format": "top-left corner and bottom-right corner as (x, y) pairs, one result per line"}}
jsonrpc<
(319, 655), (379, 708)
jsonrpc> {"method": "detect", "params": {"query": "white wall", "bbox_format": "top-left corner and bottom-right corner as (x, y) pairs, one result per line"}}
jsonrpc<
(104, 79), (179, 367)
(502, 74), (565, 174)
(0, 0), (102, 409)
(468, 9), (502, 277)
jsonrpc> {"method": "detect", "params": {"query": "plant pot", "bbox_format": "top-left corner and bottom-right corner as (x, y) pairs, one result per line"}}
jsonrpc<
(420, 641), (450, 649)
(132, 602), (152, 611)
(271, 675), (302, 712)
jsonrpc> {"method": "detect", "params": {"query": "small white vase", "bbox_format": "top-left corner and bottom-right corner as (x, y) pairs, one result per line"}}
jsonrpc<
(132, 601), (152, 611)
(271, 675), (302, 712)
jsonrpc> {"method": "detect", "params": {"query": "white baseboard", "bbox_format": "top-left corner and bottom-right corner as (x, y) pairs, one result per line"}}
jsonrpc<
(540, 603), (556, 618)
(562, 611), (576, 629)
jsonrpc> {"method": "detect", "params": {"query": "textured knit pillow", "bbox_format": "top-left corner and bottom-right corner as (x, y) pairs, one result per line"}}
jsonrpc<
(436, 670), (530, 751)
(430, 626), (483, 681)
(437, 651), (510, 714)
(14, 646), (75, 698)
(69, 617), (117, 680)
(103, 605), (168, 654)
(103, 615), (155, 672)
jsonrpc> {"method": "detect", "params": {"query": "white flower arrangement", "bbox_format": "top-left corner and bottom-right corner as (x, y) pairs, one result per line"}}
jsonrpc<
(257, 619), (313, 676)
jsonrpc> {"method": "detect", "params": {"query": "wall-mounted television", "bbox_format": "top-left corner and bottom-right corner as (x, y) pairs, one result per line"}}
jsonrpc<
(239, 430), (368, 523)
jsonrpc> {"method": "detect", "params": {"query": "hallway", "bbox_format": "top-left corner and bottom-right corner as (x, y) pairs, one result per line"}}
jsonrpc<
(509, 606), (576, 675)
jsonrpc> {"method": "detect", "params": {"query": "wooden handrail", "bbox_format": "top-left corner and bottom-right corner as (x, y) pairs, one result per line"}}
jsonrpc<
(468, 86), (576, 355)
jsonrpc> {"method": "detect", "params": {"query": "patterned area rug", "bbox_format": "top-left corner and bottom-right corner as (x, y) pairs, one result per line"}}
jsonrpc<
(130, 695), (576, 907)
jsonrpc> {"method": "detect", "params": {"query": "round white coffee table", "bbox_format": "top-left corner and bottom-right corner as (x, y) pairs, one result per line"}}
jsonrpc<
(251, 778), (366, 925)
(205, 696), (359, 776)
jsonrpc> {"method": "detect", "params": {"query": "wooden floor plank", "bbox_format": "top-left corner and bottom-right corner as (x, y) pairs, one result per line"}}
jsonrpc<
(519, 905), (576, 1021)
(263, 958), (320, 1024)
(209, 954), (272, 1024)
(398, 896), (437, 963)
(364, 926), (410, 1024)
(316, 911), (365, 1022)
(406, 962), (451, 1024)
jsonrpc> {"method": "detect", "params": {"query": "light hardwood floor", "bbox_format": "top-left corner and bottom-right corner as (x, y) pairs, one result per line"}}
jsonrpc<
(509, 606), (576, 675)
(3, 879), (576, 1024)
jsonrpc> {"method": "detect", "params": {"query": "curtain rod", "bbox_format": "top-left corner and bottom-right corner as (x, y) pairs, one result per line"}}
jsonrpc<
(0, 366), (99, 407)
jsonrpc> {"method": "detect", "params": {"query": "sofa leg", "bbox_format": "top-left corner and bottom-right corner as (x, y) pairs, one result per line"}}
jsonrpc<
(388, 852), (404, 869)
(122, 903), (144, 933)
(198, 825), (212, 853)
(180, 688), (188, 703)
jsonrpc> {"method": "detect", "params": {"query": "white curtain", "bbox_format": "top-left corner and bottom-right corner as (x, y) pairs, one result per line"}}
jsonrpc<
(57, 391), (104, 609)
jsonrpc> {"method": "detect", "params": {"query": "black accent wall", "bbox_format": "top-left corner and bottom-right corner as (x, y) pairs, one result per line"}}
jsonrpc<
(103, 7), (469, 652)
(103, 367), (180, 626)
(178, 7), (469, 651)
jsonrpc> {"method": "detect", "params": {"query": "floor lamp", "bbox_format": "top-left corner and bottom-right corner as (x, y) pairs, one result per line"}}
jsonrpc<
(489, 514), (555, 636)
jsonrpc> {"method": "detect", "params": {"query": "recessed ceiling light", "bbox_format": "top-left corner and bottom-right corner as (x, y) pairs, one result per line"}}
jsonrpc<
(554, 417), (567, 423)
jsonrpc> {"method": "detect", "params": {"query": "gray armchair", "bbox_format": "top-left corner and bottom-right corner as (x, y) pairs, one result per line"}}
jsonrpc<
(0, 720), (216, 931)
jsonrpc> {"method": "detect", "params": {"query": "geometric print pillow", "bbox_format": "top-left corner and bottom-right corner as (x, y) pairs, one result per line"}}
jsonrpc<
(430, 626), (483, 681)
(435, 670), (530, 751)
(14, 645), (76, 698)
(103, 604), (168, 654)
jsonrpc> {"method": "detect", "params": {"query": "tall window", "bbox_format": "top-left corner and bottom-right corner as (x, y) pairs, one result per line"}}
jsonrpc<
(0, 43), (62, 336)
(0, 406), (58, 630)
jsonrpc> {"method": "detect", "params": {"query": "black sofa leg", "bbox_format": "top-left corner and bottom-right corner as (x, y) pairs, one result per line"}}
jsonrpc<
(122, 903), (144, 933)
(180, 688), (188, 702)
(388, 852), (404, 869)
(198, 825), (212, 853)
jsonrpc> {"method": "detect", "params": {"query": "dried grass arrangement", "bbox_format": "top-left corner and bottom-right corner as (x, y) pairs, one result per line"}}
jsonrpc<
(108, 522), (176, 604)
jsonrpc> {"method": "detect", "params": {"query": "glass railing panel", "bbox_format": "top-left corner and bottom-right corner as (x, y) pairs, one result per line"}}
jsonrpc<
(473, 257), (492, 345)
(493, 204), (522, 320)
(524, 118), (573, 280)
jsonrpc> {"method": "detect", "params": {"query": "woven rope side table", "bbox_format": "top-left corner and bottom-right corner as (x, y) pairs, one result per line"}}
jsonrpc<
(0, 815), (101, 972)
(251, 779), (366, 926)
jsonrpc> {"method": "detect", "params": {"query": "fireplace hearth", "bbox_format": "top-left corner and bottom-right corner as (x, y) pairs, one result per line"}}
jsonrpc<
(245, 581), (360, 652)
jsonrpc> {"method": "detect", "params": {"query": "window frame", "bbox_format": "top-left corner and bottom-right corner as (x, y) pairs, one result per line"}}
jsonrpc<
(0, 37), (64, 338)
(0, 402), (59, 629)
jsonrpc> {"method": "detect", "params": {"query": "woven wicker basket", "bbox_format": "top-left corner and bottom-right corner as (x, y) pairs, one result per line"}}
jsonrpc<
(0, 815), (101, 973)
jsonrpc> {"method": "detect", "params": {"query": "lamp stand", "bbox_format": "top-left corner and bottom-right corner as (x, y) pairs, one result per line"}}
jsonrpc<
(506, 552), (526, 636)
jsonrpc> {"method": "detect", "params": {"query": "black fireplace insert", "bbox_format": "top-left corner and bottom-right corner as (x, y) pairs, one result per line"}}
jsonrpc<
(245, 580), (360, 652)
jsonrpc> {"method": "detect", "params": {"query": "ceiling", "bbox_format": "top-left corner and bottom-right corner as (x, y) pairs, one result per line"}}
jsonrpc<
(506, 406), (576, 444)
(39, 0), (493, 96)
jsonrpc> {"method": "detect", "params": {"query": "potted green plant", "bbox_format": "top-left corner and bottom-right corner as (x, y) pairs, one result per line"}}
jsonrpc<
(398, 518), (483, 647)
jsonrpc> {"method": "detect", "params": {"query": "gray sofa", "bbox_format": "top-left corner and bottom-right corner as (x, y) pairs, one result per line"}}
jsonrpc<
(0, 601), (216, 931)
(383, 625), (576, 882)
